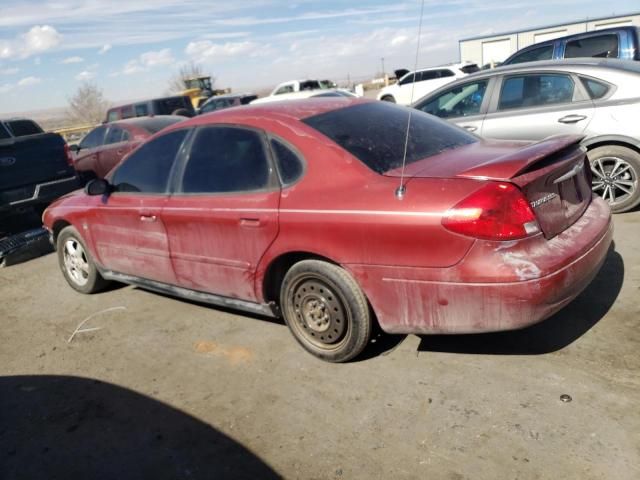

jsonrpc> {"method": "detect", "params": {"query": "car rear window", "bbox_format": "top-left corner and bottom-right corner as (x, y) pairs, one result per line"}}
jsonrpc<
(6, 120), (43, 137)
(460, 64), (480, 74)
(302, 102), (477, 174)
(240, 95), (258, 105)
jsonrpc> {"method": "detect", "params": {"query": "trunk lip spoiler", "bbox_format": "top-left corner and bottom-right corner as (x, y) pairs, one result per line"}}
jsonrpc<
(457, 134), (586, 181)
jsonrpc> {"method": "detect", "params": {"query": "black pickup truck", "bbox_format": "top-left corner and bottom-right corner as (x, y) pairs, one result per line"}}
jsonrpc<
(0, 118), (79, 228)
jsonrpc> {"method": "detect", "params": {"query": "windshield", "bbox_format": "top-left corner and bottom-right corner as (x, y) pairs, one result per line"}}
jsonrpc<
(303, 102), (477, 174)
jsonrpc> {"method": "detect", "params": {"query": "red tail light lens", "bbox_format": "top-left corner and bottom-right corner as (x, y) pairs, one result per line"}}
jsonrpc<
(64, 144), (75, 168)
(442, 182), (540, 240)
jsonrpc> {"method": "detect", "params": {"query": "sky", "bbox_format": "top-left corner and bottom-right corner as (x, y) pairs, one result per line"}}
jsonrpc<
(0, 0), (638, 114)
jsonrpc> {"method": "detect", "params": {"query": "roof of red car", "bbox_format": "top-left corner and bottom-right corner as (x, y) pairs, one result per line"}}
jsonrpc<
(178, 97), (373, 129)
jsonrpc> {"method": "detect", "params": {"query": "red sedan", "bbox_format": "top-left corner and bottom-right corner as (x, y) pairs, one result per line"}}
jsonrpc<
(43, 99), (613, 362)
(71, 116), (186, 181)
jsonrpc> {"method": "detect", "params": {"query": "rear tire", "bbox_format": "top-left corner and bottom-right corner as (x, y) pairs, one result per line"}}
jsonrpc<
(380, 95), (396, 103)
(57, 226), (109, 294)
(588, 145), (640, 213)
(280, 260), (371, 363)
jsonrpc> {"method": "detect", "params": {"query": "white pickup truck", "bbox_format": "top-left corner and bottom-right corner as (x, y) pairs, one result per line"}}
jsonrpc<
(251, 79), (355, 104)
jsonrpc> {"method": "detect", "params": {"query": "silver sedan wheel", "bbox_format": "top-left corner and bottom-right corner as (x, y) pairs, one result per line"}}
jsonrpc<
(591, 156), (638, 208)
(63, 238), (90, 287)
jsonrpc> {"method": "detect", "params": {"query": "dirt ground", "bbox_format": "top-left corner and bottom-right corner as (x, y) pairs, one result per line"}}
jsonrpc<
(1, 212), (639, 480)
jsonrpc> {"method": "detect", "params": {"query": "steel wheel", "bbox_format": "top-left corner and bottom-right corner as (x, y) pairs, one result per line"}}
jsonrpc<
(63, 238), (90, 287)
(591, 156), (638, 208)
(287, 275), (350, 350)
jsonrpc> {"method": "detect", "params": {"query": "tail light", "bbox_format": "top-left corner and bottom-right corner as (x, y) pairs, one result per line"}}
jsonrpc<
(63, 144), (75, 168)
(442, 182), (540, 240)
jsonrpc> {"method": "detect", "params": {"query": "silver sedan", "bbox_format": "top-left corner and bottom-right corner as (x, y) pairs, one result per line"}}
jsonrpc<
(413, 58), (640, 213)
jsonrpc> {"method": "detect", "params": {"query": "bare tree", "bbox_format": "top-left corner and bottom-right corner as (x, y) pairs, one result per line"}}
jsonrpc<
(66, 82), (110, 125)
(167, 62), (215, 93)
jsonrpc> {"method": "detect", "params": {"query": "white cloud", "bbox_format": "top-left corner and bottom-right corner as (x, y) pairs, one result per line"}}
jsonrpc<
(119, 48), (174, 75)
(0, 25), (61, 59)
(185, 40), (260, 61)
(98, 44), (112, 55)
(391, 35), (409, 47)
(139, 48), (174, 67)
(0, 84), (13, 93)
(17, 76), (41, 86)
(75, 70), (95, 81)
(62, 56), (84, 64)
(0, 67), (19, 75)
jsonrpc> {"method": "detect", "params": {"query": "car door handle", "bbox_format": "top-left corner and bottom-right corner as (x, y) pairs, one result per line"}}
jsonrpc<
(462, 125), (477, 132)
(140, 215), (157, 223)
(558, 115), (587, 124)
(239, 218), (262, 227)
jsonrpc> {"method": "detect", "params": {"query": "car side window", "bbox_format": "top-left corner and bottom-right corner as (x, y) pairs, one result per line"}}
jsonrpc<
(107, 111), (119, 122)
(180, 126), (270, 194)
(275, 85), (294, 95)
(270, 138), (304, 185)
(419, 71), (438, 82)
(80, 126), (107, 149)
(439, 69), (455, 78)
(105, 126), (125, 145)
(399, 73), (416, 86)
(418, 80), (489, 119)
(498, 74), (574, 110)
(112, 129), (188, 193)
(508, 45), (554, 64)
(135, 104), (149, 117)
(565, 34), (618, 59)
(580, 77), (610, 99)
(121, 105), (134, 119)
(200, 101), (216, 113)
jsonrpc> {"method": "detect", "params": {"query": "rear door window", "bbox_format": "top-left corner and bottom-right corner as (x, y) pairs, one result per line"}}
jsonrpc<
(112, 129), (188, 193)
(179, 126), (271, 194)
(80, 126), (107, 149)
(508, 45), (554, 64)
(121, 105), (134, 119)
(105, 126), (126, 145)
(135, 104), (149, 116)
(498, 74), (575, 110)
(565, 34), (619, 58)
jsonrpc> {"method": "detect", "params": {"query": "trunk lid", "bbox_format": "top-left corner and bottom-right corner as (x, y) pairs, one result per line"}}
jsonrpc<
(386, 135), (592, 239)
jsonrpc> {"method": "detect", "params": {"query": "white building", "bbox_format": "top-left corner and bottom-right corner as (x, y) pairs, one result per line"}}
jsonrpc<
(459, 12), (640, 67)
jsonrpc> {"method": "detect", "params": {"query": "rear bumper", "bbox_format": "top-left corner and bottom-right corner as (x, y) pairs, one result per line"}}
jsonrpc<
(348, 196), (613, 334)
(0, 176), (80, 216)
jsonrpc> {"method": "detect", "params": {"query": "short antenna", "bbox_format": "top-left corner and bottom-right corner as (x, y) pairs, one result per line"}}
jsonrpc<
(396, 0), (426, 200)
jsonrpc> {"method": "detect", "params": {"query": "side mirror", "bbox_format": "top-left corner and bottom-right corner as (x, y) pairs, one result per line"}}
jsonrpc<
(69, 144), (80, 153)
(85, 178), (111, 196)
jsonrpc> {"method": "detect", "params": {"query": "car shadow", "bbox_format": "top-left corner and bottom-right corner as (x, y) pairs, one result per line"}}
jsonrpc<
(0, 375), (279, 480)
(416, 247), (624, 355)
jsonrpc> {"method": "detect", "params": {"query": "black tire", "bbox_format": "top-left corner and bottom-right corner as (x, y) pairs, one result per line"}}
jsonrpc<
(280, 260), (371, 363)
(380, 95), (396, 103)
(588, 145), (640, 213)
(57, 226), (109, 294)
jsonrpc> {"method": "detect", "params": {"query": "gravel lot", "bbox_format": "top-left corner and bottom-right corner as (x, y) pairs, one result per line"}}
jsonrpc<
(1, 211), (638, 479)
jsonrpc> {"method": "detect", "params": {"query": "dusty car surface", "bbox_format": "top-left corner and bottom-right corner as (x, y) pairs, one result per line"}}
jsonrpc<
(71, 116), (186, 181)
(413, 58), (640, 212)
(43, 99), (612, 362)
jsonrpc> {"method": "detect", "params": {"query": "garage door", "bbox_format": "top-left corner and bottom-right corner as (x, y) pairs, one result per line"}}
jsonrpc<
(482, 38), (511, 65)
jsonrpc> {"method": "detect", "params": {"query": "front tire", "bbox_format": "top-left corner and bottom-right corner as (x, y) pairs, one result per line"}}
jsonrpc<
(57, 226), (109, 294)
(280, 260), (371, 363)
(588, 145), (640, 213)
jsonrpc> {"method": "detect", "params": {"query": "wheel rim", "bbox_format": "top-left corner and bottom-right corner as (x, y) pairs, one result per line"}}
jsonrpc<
(591, 156), (638, 207)
(286, 275), (350, 350)
(63, 238), (90, 286)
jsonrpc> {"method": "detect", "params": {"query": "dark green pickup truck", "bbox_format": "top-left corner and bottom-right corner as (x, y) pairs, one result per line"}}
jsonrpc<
(0, 118), (79, 227)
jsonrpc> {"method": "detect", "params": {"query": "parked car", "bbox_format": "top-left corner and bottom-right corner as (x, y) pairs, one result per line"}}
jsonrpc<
(71, 116), (186, 182)
(104, 96), (195, 122)
(377, 62), (479, 105)
(44, 99), (611, 362)
(503, 26), (640, 65)
(251, 79), (342, 105)
(197, 93), (258, 114)
(251, 89), (355, 104)
(412, 58), (640, 213)
(1, 118), (78, 225)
